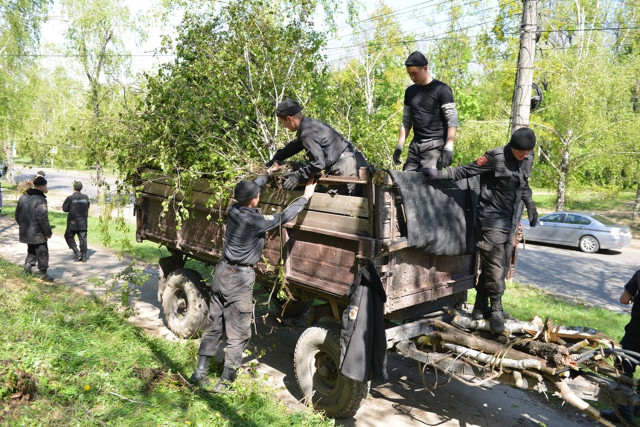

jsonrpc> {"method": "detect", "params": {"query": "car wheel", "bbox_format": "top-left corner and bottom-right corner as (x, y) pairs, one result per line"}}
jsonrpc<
(579, 235), (600, 253)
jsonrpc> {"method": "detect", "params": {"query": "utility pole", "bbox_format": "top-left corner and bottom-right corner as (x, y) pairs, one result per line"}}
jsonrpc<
(510, 0), (539, 133)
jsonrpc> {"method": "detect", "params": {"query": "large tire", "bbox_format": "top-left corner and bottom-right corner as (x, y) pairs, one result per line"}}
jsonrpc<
(162, 268), (209, 338)
(579, 235), (600, 253)
(273, 297), (314, 318)
(294, 321), (370, 418)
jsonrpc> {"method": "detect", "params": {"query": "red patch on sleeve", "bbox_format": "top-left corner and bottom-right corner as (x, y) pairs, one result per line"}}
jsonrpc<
(476, 156), (488, 166)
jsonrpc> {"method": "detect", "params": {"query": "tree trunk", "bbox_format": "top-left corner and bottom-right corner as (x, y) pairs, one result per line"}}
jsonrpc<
(2, 141), (15, 184)
(633, 174), (640, 221)
(556, 144), (570, 212)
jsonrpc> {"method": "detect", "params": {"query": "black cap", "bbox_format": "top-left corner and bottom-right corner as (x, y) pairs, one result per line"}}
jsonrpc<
(405, 51), (428, 67)
(33, 177), (47, 186)
(234, 180), (261, 202)
(73, 181), (83, 191)
(509, 128), (536, 150)
(36, 170), (45, 177)
(276, 99), (302, 117)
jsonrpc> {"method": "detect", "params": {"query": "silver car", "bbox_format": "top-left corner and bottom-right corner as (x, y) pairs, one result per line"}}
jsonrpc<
(521, 211), (632, 253)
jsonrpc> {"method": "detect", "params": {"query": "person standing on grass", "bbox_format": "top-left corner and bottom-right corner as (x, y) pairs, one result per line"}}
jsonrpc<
(15, 176), (54, 282)
(62, 181), (90, 262)
(600, 269), (640, 424)
(189, 175), (317, 393)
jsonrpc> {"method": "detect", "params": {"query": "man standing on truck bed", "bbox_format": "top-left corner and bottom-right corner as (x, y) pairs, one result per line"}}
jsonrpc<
(422, 128), (539, 334)
(189, 175), (317, 392)
(264, 98), (359, 195)
(393, 51), (458, 171)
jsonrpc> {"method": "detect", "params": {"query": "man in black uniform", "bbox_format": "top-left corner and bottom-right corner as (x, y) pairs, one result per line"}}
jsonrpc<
(264, 98), (358, 195)
(394, 51), (458, 171)
(62, 181), (90, 262)
(600, 269), (640, 424)
(422, 128), (539, 333)
(189, 175), (317, 392)
(15, 176), (54, 282)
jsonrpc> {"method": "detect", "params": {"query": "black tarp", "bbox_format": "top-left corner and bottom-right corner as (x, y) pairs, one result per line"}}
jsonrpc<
(388, 170), (479, 256)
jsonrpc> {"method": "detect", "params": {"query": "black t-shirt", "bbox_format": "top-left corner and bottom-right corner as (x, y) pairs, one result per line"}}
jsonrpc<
(404, 79), (455, 141)
(625, 270), (640, 317)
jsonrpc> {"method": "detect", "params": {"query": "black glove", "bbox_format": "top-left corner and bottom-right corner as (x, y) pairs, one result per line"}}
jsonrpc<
(393, 144), (403, 165)
(527, 204), (538, 227)
(441, 149), (453, 168)
(419, 168), (442, 181)
(265, 159), (275, 168)
(283, 172), (300, 190)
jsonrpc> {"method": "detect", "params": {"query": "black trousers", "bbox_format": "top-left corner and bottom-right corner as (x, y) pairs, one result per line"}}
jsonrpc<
(327, 155), (358, 195)
(26, 242), (49, 271)
(477, 227), (516, 297)
(403, 138), (445, 171)
(198, 260), (255, 370)
(65, 229), (87, 252)
(619, 317), (640, 386)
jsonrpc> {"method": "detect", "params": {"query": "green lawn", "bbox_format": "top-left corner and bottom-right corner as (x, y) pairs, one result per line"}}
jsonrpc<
(0, 259), (331, 426)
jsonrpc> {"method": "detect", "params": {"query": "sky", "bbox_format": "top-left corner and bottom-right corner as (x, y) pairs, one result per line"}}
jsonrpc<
(37, 0), (496, 79)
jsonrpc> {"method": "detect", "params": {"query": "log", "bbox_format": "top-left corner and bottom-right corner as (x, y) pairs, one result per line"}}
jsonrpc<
(433, 320), (557, 374)
(441, 343), (542, 371)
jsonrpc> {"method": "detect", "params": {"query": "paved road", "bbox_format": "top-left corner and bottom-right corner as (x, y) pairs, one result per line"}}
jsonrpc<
(514, 241), (640, 313)
(12, 165), (117, 200)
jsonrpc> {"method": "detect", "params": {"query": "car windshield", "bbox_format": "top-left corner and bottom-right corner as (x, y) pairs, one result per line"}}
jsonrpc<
(591, 214), (619, 226)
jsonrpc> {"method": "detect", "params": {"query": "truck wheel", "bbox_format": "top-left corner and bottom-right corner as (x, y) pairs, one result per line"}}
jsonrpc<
(294, 321), (370, 418)
(273, 297), (314, 318)
(162, 268), (209, 338)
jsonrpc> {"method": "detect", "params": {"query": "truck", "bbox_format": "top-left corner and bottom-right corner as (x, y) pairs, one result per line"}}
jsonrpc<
(135, 167), (638, 426)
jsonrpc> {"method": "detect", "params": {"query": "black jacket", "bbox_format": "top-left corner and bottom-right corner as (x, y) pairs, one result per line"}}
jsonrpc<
(340, 264), (388, 382)
(62, 192), (90, 230)
(445, 145), (534, 231)
(15, 189), (52, 244)
(269, 116), (349, 180)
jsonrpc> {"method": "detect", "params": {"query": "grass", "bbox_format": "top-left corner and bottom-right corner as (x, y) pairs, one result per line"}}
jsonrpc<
(468, 282), (630, 343)
(1, 205), (170, 264)
(0, 259), (332, 426)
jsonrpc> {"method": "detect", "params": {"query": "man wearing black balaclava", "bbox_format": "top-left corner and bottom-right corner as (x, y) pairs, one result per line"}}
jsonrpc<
(422, 128), (539, 334)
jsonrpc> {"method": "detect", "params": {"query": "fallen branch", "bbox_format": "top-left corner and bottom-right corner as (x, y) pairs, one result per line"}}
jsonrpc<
(109, 391), (149, 405)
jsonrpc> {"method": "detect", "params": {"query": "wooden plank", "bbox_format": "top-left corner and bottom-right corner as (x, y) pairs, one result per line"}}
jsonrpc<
(285, 210), (369, 237)
(142, 182), (228, 209)
(140, 168), (218, 194)
(260, 187), (369, 218)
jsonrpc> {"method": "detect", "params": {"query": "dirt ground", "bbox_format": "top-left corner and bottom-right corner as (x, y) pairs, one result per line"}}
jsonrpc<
(0, 213), (603, 427)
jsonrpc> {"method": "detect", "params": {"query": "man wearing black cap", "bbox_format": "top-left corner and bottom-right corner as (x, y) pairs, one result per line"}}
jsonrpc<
(264, 98), (359, 195)
(422, 127), (539, 333)
(190, 175), (317, 392)
(63, 181), (90, 262)
(394, 51), (458, 171)
(15, 176), (54, 282)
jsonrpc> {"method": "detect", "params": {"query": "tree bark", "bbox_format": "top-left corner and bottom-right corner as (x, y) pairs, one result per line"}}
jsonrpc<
(556, 142), (570, 211)
(633, 174), (640, 221)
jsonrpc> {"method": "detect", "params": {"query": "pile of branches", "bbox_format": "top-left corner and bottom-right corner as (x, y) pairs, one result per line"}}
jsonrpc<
(406, 309), (640, 427)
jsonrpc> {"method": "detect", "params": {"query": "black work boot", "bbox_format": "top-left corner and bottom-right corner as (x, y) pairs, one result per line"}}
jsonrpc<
(78, 252), (87, 262)
(189, 355), (211, 386)
(489, 296), (505, 334)
(72, 247), (81, 260)
(471, 288), (490, 320)
(37, 270), (55, 283)
(211, 366), (237, 393)
(601, 406), (635, 424)
(23, 263), (34, 275)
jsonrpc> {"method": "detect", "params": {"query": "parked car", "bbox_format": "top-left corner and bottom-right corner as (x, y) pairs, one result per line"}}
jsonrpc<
(521, 211), (632, 253)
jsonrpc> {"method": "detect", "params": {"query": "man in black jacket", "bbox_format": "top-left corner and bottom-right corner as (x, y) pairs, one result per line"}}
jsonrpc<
(62, 181), (90, 262)
(15, 176), (54, 282)
(189, 175), (317, 392)
(264, 99), (359, 195)
(422, 128), (539, 333)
